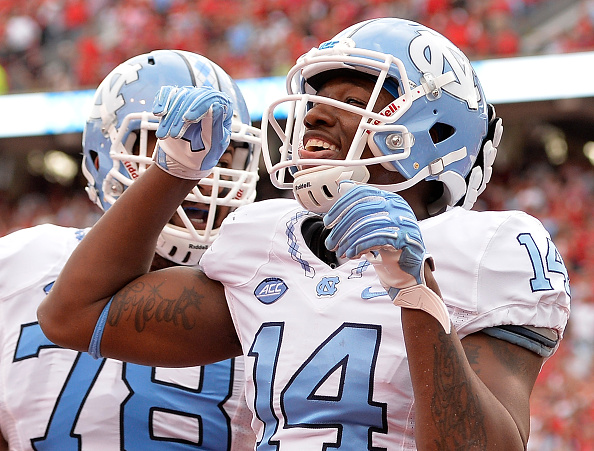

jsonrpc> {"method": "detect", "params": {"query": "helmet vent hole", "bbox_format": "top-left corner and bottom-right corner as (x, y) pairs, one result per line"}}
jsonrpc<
(308, 191), (321, 207)
(322, 185), (333, 198)
(89, 150), (99, 169)
(148, 56), (156, 65)
(182, 252), (191, 264)
(429, 123), (455, 144)
(168, 246), (177, 257)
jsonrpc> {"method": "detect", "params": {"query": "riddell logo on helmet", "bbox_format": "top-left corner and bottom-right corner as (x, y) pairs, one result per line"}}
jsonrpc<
(294, 182), (311, 191)
(124, 161), (139, 179)
(189, 244), (209, 250)
(381, 101), (403, 118)
(234, 189), (244, 200)
(366, 101), (404, 133)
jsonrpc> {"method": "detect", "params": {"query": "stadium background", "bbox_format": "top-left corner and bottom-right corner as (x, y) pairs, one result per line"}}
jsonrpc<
(0, 0), (593, 449)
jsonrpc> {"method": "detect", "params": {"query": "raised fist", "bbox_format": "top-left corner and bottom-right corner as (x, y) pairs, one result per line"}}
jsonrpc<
(324, 182), (450, 333)
(152, 85), (233, 180)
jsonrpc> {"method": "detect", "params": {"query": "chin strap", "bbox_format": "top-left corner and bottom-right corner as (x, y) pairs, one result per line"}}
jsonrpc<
(461, 103), (503, 210)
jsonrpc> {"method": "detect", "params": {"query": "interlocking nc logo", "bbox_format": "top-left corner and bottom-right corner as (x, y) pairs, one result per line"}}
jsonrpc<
(409, 29), (480, 110)
(316, 276), (340, 297)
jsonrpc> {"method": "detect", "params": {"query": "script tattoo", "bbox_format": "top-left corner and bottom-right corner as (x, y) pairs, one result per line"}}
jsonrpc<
(108, 281), (201, 332)
(431, 333), (487, 449)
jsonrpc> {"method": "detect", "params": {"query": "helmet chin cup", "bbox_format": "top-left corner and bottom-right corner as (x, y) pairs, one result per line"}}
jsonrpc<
(155, 226), (213, 266)
(292, 165), (370, 214)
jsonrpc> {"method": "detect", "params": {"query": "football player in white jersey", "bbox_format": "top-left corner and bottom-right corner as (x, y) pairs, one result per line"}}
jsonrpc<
(1, 50), (260, 449)
(38, 19), (570, 450)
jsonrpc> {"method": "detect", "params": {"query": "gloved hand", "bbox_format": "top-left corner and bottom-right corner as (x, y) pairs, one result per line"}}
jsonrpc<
(324, 182), (451, 333)
(152, 85), (233, 180)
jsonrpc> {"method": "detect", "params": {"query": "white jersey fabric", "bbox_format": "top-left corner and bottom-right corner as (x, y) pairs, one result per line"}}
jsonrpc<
(201, 198), (570, 450)
(0, 224), (254, 451)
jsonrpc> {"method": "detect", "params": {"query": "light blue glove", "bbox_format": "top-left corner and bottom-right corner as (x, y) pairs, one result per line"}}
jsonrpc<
(324, 182), (451, 333)
(324, 183), (425, 281)
(324, 183), (428, 296)
(152, 85), (233, 180)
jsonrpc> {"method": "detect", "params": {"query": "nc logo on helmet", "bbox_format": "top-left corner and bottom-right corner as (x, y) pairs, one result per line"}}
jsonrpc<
(89, 62), (143, 131)
(254, 278), (288, 304)
(409, 30), (480, 110)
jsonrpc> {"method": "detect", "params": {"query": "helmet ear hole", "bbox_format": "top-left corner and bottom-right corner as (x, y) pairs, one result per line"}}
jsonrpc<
(89, 150), (100, 170)
(429, 123), (455, 144)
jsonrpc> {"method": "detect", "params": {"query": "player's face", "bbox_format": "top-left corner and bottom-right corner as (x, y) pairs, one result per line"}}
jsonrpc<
(301, 74), (405, 186)
(142, 133), (235, 231)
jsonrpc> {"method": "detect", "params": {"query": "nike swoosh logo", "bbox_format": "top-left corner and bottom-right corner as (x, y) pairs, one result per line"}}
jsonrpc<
(361, 287), (388, 300)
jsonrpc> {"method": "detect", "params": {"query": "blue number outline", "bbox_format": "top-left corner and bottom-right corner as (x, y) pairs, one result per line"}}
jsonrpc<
(249, 322), (387, 450)
(517, 233), (570, 296)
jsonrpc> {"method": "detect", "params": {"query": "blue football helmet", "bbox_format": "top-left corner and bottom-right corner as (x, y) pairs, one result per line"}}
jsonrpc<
(82, 50), (261, 266)
(262, 18), (501, 214)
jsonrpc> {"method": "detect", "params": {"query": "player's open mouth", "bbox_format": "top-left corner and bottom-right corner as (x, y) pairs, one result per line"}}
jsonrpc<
(298, 137), (341, 169)
(304, 138), (338, 153)
(178, 206), (211, 230)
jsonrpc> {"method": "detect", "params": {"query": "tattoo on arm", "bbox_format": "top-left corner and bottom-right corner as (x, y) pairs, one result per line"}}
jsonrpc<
(431, 333), (487, 449)
(464, 342), (481, 373)
(488, 338), (531, 375)
(107, 281), (202, 332)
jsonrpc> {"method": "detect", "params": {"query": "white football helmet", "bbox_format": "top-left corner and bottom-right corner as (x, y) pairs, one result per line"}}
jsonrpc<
(261, 18), (501, 214)
(82, 50), (261, 266)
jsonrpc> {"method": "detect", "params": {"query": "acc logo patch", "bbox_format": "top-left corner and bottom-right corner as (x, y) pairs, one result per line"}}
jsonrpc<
(254, 278), (288, 304)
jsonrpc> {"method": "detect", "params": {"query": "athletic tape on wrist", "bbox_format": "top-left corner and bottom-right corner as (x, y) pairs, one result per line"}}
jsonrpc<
(393, 284), (451, 334)
(153, 143), (212, 180)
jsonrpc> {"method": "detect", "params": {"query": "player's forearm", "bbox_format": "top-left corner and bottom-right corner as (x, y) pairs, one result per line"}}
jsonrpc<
(38, 166), (196, 348)
(401, 310), (525, 450)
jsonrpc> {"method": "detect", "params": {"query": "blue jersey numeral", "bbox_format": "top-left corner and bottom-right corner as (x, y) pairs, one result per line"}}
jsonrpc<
(15, 322), (234, 450)
(518, 233), (570, 296)
(249, 323), (387, 449)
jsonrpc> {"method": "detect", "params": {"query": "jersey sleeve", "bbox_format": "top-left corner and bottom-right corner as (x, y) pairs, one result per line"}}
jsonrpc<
(201, 198), (299, 287)
(424, 208), (570, 340)
(0, 225), (87, 300)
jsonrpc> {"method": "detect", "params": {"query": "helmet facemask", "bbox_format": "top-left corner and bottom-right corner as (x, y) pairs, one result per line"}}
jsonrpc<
(155, 117), (261, 265)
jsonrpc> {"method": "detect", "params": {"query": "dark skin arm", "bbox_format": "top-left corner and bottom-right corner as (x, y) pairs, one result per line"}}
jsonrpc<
(403, 267), (543, 450)
(0, 432), (7, 451)
(37, 165), (242, 367)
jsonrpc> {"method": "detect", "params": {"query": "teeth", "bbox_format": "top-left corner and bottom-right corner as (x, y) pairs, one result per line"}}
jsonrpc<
(305, 139), (337, 153)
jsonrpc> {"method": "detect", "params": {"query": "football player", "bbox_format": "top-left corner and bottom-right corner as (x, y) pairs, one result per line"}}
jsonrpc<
(1, 50), (259, 449)
(39, 19), (570, 450)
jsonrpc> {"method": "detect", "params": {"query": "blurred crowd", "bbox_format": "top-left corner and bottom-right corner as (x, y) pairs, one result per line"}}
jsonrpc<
(1, 160), (593, 449)
(1, 0), (594, 94)
(1, 0), (593, 449)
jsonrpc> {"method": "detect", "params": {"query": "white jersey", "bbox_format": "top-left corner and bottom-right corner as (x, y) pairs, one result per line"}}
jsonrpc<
(201, 199), (570, 450)
(0, 224), (254, 451)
